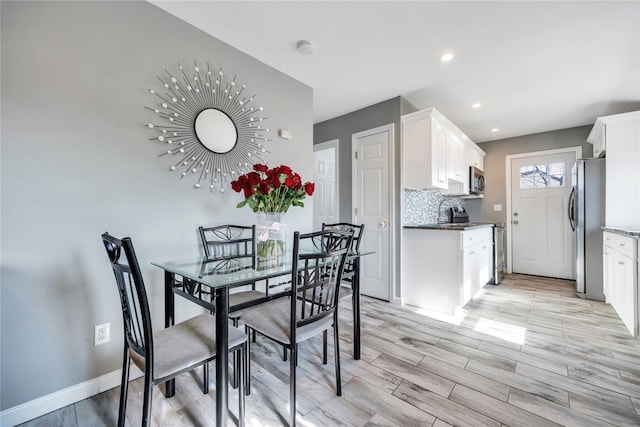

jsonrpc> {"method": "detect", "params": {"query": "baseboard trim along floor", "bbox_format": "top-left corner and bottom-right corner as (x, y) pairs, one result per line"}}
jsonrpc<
(0, 369), (141, 427)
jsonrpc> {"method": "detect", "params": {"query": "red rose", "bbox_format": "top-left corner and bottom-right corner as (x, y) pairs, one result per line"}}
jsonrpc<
(305, 182), (315, 196)
(259, 181), (270, 195)
(284, 178), (294, 187)
(247, 171), (261, 186)
(253, 164), (268, 172)
(279, 165), (292, 176)
(243, 186), (255, 198)
(231, 179), (242, 192)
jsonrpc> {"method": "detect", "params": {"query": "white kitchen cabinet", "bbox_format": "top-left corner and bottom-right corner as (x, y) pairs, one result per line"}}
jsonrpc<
(402, 226), (494, 315)
(443, 130), (468, 195)
(603, 231), (638, 337)
(401, 108), (448, 190)
(590, 111), (640, 227)
(467, 145), (484, 171)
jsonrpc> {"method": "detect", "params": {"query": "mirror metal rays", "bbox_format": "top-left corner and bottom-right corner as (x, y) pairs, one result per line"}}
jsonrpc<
(146, 61), (271, 194)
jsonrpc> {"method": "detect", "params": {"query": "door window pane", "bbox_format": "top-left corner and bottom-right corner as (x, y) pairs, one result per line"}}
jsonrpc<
(520, 162), (565, 189)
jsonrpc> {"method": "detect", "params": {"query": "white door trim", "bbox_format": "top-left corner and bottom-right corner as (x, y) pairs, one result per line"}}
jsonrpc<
(505, 146), (583, 274)
(351, 123), (396, 301)
(313, 139), (340, 225)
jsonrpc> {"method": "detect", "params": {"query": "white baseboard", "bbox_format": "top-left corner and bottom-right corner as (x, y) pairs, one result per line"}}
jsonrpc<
(0, 369), (138, 427)
(393, 296), (404, 305)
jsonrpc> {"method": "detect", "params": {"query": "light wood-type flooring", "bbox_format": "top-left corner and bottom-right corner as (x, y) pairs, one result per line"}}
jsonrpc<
(18, 274), (640, 426)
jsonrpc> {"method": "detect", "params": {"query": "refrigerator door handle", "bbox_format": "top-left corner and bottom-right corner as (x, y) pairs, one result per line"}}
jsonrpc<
(568, 187), (576, 232)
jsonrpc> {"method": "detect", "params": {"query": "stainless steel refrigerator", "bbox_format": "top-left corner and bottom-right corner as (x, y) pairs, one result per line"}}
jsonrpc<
(568, 157), (605, 301)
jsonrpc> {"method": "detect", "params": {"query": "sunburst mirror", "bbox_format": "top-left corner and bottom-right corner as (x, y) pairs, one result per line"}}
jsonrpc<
(146, 61), (271, 193)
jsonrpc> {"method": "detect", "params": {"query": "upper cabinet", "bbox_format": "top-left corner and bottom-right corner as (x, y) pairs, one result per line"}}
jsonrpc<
(401, 108), (448, 190)
(401, 107), (485, 195)
(589, 111), (640, 227)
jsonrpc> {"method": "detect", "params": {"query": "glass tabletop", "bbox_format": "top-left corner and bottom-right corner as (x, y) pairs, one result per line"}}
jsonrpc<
(152, 250), (372, 290)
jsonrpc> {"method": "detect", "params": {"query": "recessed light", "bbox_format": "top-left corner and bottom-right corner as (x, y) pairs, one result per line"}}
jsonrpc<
(471, 103), (482, 109)
(491, 128), (500, 132)
(440, 52), (454, 62)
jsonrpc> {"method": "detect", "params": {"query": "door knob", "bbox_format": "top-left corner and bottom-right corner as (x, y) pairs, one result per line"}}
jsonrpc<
(513, 212), (519, 216)
(379, 220), (388, 228)
(512, 220), (519, 225)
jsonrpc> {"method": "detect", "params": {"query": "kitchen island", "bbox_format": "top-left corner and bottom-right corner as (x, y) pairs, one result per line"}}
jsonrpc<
(402, 223), (494, 315)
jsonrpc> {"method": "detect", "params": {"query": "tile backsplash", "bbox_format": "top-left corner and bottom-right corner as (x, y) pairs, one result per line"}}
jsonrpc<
(403, 189), (465, 225)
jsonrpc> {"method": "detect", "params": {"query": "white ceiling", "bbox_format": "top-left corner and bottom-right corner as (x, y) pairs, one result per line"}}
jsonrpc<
(150, 1), (640, 142)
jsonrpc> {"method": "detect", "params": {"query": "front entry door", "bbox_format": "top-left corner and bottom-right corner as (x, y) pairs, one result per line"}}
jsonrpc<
(352, 124), (393, 301)
(510, 151), (576, 279)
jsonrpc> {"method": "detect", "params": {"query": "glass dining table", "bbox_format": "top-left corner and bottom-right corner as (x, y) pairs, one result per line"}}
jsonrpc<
(152, 250), (370, 426)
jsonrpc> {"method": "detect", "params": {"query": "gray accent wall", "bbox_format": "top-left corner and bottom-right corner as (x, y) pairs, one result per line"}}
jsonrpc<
(464, 126), (594, 223)
(313, 97), (417, 299)
(1, 1), (312, 411)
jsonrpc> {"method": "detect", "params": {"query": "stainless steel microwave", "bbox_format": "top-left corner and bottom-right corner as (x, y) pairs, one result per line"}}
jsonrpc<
(469, 166), (486, 194)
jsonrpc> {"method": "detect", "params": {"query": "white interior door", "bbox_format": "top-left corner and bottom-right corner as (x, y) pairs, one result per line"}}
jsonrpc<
(313, 140), (338, 230)
(510, 151), (576, 279)
(352, 124), (393, 301)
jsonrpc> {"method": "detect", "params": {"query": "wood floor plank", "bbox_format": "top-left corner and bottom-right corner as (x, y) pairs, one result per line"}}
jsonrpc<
(342, 377), (437, 426)
(477, 341), (568, 376)
(393, 380), (501, 427)
(449, 384), (562, 427)
(508, 387), (616, 427)
(515, 362), (636, 412)
(371, 353), (455, 397)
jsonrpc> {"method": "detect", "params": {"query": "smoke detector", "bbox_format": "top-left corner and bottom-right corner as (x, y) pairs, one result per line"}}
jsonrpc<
(296, 40), (315, 55)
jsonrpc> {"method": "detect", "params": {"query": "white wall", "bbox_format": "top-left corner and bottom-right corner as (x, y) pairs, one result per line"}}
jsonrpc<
(0, 0), (313, 413)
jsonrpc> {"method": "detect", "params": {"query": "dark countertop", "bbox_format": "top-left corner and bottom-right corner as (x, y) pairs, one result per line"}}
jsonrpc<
(404, 222), (497, 231)
(601, 226), (640, 238)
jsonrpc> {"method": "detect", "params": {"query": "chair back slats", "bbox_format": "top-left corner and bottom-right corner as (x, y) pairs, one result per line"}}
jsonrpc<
(102, 233), (153, 365)
(291, 230), (353, 330)
(321, 223), (364, 279)
(199, 225), (255, 266)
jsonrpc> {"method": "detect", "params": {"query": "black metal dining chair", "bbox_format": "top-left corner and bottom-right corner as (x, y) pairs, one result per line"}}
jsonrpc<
(240, 229), (353, 426)
(321, 222), (365, 327)
(101, 232), (247, 427)
(198, 225), (269, 319)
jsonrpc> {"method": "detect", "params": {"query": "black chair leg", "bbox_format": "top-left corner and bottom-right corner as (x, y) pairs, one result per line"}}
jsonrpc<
(232, 318), (240, 389)
(283, 346), (288, 361)
(290, 344), (297, 427)
(203, 363), (209, 394)
(244, 325), (252, 396)
(333, 318), (342, 396)
(117, 351), (130, 427)
(323, 330), (328, 364)
(238, 344), (246, 427)
(142, 370), (153, 427)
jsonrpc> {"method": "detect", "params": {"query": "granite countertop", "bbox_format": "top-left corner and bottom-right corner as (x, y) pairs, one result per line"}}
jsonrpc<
(601, 226), (640, 238)
(404, 222), (498, 231)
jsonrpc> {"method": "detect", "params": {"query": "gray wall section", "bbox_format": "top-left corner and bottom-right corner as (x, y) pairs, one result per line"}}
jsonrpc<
(313, 96), (416, 299)
(464, 125), (594, 223)
(1, 1), (312, 410)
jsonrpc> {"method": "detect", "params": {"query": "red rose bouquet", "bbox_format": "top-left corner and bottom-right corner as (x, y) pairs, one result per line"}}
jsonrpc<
(231, 164), (315, 213)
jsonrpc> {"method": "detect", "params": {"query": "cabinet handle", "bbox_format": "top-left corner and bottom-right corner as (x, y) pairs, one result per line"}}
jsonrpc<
(469, 251), (475, 255)
(619, 242), (625, 247)
(482, 246), (487, 249)
(618, 261), (625, 265)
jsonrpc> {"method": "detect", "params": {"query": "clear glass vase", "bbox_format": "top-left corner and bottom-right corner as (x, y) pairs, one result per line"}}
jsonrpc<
(256, 212), (287, 269)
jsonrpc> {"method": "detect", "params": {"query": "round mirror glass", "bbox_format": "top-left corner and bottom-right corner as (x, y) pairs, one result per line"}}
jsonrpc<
(194, 108), (238, 153)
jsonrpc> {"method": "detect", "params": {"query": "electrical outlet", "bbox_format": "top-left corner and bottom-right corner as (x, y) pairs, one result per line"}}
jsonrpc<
(95, 323), (110, 346)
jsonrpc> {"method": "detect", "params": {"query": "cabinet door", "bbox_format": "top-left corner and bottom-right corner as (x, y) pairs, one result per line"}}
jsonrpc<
(402, 116), (430, 190)
(447, 131), (464, 183)
(462, 246), (478, 305)
(603, 246), (612, 301)
(432, 119), (448, 189)
(478, 239), (492, 286)
(617, 253), (636, 335)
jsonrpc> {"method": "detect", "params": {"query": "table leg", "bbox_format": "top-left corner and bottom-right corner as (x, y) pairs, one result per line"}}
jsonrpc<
(164, 270), (176, 397)
(353, 258), (361, 360)
(215, 287), (229, 426)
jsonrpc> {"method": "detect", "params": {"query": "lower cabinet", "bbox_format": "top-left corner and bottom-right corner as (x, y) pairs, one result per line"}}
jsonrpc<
(603, 231), (638, 337)
(402, 226), (493, 315)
